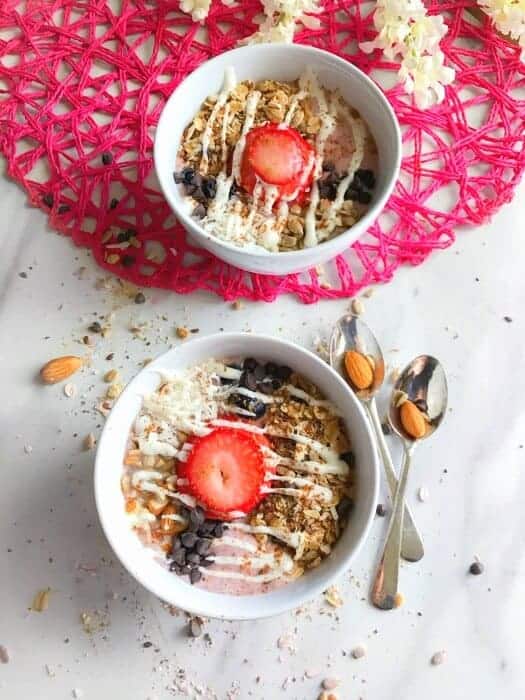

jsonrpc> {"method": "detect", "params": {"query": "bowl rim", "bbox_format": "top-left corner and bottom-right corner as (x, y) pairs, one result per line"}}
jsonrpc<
(153, 42), (401, 262)
(94, 332), (379, 619)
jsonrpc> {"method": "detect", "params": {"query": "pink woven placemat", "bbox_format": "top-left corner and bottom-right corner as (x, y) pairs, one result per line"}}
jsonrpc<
(0, 1), (523, 303)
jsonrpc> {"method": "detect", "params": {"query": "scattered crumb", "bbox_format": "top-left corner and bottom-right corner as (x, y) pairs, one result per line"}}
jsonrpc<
(417, 486), (429, 502)
(64, 382), (77, 398)
(134, 292), (146, 304)
(72, 689), (84, 699)
(277, 633), (297, 654)
(430, 650), (446, 666)
(351, 644), (367, 659)
(83, 433), (96, 451)
(189, 617), (204, 638)
(503, 316), (512, 323)
(351, 297), (364, 315)
(106, 383), (122, 400)
(376, 503), (387, 517)
(24, 444), (33, 454)
(31, 588), (50, 612)
(104, 369), (119, 383)
(319, 692), (338, 700)
(362, 288), (374, 298)
(322, 677), (339, 690)
(304, 668), (322, 679)
(176, 326), (189, 339)
(45, 663), (55, 677)
(394, 592), (404, 608)
(324, 586), (343, 608)
(0, 645), (9, 664)
(469, 560), (484, 575)
(232, 300), (243, 310)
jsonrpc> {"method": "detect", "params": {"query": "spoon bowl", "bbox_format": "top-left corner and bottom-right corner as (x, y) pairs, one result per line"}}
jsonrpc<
(389, 355), (448, 443)
(329, 314), (385, 400)
(371, 354), (447, 609)
(329, 313), (424, 563)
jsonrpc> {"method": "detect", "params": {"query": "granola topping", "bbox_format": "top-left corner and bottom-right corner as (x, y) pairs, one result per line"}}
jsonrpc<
(175, 67), (377, 253)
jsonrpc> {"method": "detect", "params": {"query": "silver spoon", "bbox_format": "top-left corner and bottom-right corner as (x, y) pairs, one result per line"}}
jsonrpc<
(330, 315), (424, 562)
(371, 355), (448, 610)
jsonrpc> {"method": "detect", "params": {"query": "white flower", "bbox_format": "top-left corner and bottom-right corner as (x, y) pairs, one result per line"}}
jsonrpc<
(180, 0), (212, 22)
(245, 0), (322, 44)
(360, 0), (455, 109)
(478, 0), (525, 58)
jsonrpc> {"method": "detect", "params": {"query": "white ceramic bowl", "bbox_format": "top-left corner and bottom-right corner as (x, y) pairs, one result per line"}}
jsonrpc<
(94, 333), (379, 619)
(154, 43), (401, 276)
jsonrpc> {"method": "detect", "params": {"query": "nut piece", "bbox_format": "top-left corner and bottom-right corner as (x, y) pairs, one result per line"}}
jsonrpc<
(400, 400), (427, 439)
(104, 369), (119, 383)
(176, 326), (189, 339)
(31, 588), (50, 612)
(40, 356), (82, 384)
(344, 350), (374, 390)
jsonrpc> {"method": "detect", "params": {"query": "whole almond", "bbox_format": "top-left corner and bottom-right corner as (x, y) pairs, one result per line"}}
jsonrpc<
(344, 350), (374, 390)
(400, 400), (427, 439)
(40, 356), (82, 384)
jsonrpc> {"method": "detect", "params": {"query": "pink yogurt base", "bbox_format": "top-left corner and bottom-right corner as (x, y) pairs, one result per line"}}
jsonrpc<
(195, 530), (290, 596)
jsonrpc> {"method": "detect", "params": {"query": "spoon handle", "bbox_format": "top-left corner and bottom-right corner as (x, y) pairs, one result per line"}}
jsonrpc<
(366, 400), (424, 562)
(371, 444), (414, 609)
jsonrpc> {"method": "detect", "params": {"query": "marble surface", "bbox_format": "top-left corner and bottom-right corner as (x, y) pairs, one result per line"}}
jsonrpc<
(1, 168), (525, 700)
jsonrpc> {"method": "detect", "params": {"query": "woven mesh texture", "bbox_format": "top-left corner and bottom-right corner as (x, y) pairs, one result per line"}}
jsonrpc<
(0, 0), (523, 302)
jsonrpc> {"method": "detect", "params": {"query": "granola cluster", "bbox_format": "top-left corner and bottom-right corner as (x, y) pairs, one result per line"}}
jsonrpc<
(250, 373), (356, 574)
(177, 76), (377, 252)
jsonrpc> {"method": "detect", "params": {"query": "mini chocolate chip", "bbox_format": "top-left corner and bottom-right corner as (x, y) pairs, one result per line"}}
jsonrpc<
(213, 523), (224, 538)
(322, 161), (336, 172)
(171, 537), (182, 552)
(355, 190), (372, 204)
(102, 151), (113, 165)
(275, 365), (292, 381)
(190, 568), (202, 584)
(243, 358), (257, 371)
(142, 641), (153, 648)
(355, 168), (376, 189)
(189, 507), (205, 530)
(105, 353), (114, 361)
(241, 371), (258, 392)
(199, 520), (217, 535)
(196, 539), (212, 555)
(172, 549), (186, 566)
(253, 364), (266, 381)
(88, 321), (102, 333)
(344, 186), (360, 201)
(109, 197), (119, 210)
(134, 292), (146, 304)
(192, 172), (203, 187)
(258, 380), (274, 395)
(175, 167), (195, 185)
(181, 565), (191, 575)
(181, 532), (197, 549)
(340, 451), (355, 468)
(58, 204), (70, 214)
(271, 378), (282, 391)
(186, 552), (201, 565)
(117, 230), (132, 243)
(42, 193), (54, 208)
(318, 181), (337, 200)
(252, 401), (266, 419)
(193, 203), (206, 219)
(201, 176), (217, 199)
(336, 497), (354, 518)
(265, 361), (278, 375)
(376, 503), (387, 517)
(469, 561), (484, 575)
(169, 561), (181, 573)
(121, 254), (135, 268)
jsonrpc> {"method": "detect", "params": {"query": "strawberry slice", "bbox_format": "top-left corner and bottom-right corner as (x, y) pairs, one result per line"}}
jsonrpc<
(184, 428), (267, 518)
(240, 124), (315, 201)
